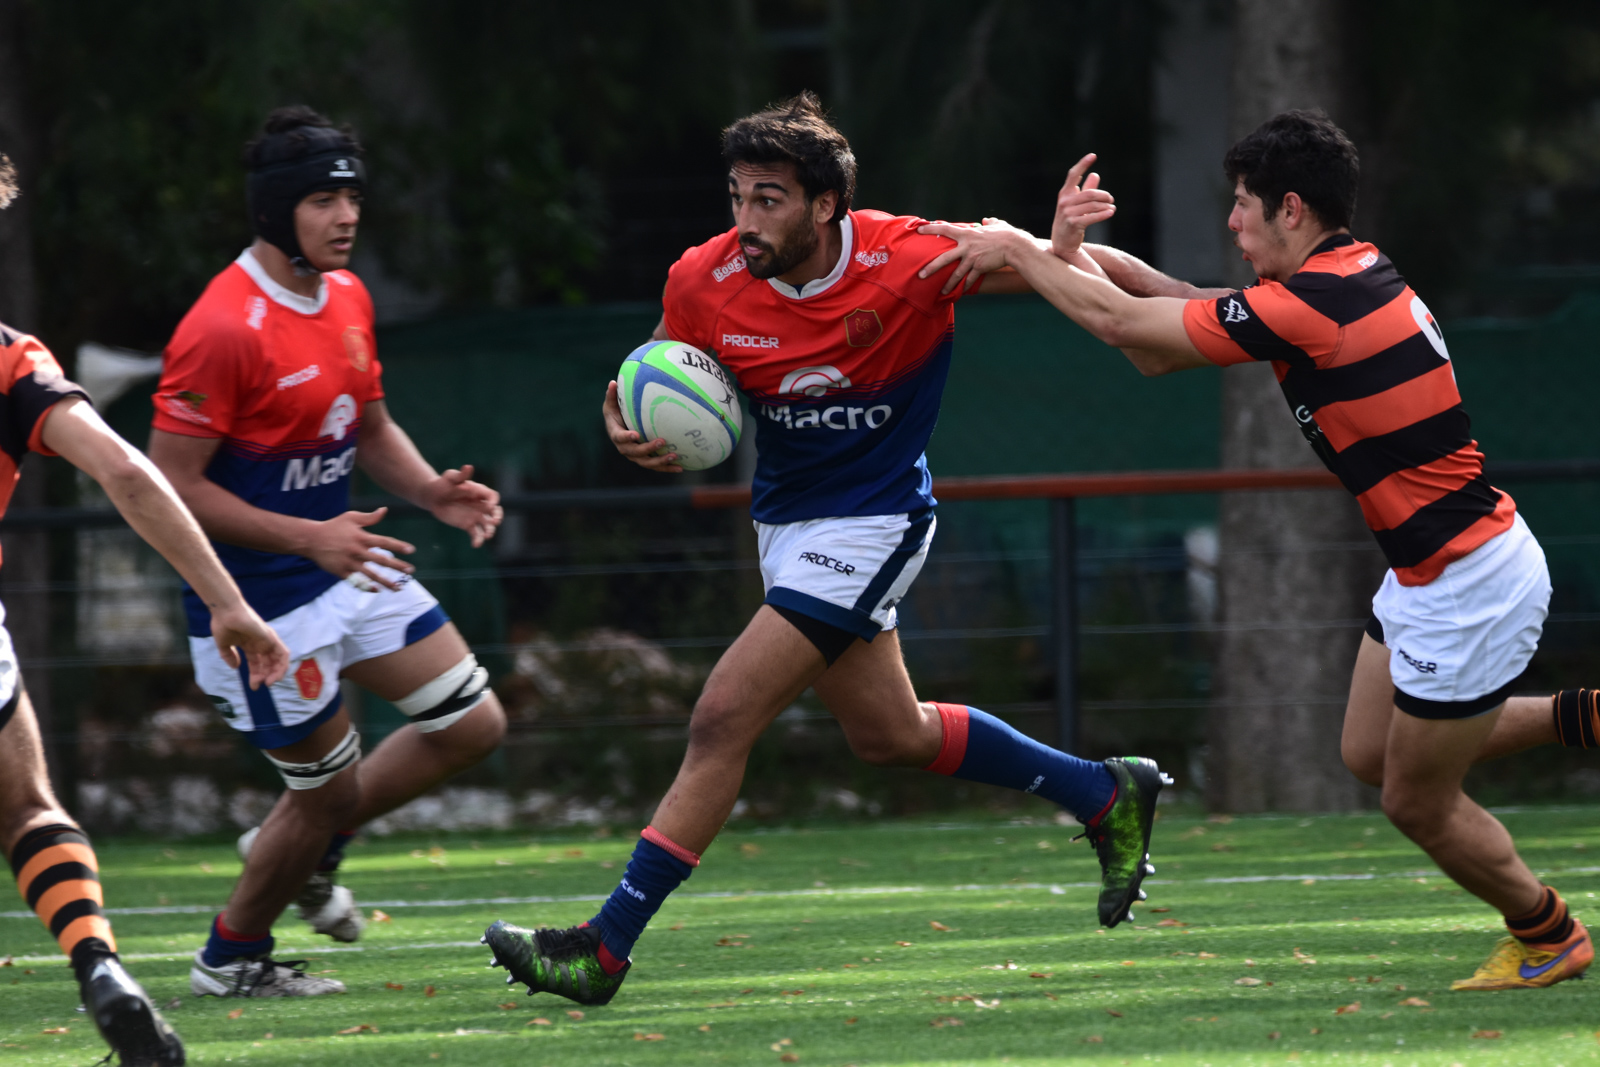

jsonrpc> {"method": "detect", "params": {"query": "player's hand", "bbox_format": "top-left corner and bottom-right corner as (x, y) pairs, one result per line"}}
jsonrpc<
(1051, 152), (1116, 258)
(208, 602), (290, 691)
(917, 219), (1037, 295)
(425, 465), (503, 548)
(305, 508), (416, 590)
(602, 380), (683, 474)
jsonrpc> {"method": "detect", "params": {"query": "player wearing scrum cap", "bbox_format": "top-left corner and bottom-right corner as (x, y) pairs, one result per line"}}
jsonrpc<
(147, 106), (506, 998)
(922, 110), (1594, 991)
(0, 153), (290, 1064)
(479, 92), (1171, 1007)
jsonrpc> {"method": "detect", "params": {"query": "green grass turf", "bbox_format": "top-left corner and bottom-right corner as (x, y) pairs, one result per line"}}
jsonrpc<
(4, 807), (1600, 1065)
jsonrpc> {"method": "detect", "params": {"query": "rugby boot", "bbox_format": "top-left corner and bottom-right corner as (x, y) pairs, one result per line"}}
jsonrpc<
(237, 827), (364, 942)
(78, 954), (185, 1065)
(482, 920), (629, 1006)
(1450, 920), (1593, 991)
(1077, 756), (1171, 928)
(189, 949), (346, 997)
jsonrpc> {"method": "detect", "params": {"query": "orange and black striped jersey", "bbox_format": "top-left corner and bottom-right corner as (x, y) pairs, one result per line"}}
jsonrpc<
(1182, 234), (1513, 586)
(0, 324), (91, 563)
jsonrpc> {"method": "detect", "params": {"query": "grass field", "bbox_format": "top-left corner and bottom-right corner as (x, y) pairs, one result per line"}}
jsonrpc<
(4, 807), (1600, 1066)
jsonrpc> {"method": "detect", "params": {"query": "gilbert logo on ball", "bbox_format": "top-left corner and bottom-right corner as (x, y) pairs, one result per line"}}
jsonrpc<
(616, 341), (743, 471)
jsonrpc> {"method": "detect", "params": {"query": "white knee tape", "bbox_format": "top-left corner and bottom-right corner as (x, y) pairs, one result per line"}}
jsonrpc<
(266, 725), (361, 791)
(396, 654), (489, 734)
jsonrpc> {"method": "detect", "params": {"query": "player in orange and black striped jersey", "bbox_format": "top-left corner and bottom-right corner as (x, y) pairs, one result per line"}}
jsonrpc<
(919, 110), (1593, 991)
(0, 156), (288, 1063)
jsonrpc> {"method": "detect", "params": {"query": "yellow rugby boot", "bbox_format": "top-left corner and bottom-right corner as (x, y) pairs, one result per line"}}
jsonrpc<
(1450, 920), (1593, 991)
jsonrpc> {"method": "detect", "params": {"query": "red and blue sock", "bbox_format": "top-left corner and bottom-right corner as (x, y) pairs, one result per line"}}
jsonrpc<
(924, 703), (1117, 823)
(588, 827), (698, 974)
(201, 914), (273, 967)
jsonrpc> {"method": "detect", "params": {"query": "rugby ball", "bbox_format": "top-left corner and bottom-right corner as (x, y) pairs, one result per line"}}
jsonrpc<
(616, 341), (743, 471)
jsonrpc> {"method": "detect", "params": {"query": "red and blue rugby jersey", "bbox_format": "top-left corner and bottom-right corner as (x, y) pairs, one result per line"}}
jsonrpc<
(663, 210), (973, 523)
(1183, 234), (1513, 586)
(154, 250), (384, 627)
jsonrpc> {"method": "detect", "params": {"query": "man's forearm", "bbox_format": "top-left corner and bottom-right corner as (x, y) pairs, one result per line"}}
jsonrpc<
(356, 418), (438, 508)
(1083, 244), (1232, 300)
(98, 458), (250, 611)
(173, 478), (320, 558)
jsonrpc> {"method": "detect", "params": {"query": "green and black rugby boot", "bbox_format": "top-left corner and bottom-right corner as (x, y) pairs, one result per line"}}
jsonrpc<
(1078, 756), (1171, 928)
(482, 920), (628, 1006)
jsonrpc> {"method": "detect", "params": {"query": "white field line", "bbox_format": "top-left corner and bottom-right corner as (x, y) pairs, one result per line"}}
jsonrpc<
(14, 862), (1600, 923)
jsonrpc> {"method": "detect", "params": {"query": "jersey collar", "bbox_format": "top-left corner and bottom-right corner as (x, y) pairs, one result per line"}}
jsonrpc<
(766, 214), (853, 301)
(236, 248), (329, 315)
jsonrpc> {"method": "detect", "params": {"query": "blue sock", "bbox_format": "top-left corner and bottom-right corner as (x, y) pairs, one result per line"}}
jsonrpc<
(925, 703), (1116, 821)
(202, 915), (274, 966)
(588, 831), (696, 969)
(319, 830), (356, 873)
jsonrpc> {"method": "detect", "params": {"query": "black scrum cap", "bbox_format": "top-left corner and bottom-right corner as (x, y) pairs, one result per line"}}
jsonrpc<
(245, 123), (365, 268)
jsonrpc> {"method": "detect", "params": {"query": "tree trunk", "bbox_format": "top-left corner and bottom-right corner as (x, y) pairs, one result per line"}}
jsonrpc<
(0, 0), (60, 790)
(1205, 0), (1385, 812)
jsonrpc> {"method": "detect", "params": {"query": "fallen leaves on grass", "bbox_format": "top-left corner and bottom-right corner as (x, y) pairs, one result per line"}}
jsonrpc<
(715, 937), (748, 947)
(1235, 977), (1263, 986)
(1105, 1009), (1123, 1018)
(634, 1033), (665, 1041)
(1398, 997), (1430, 1007)
(739, 842), (762, 855)
(781, 990), (804, 996)
(424, 985), (436, 997)
(1156, 918), (1188, 927)
(527, 1018), (551, 1026)
(498, 1003), (517, 1010)
(705, 1001), (739, 1008)
(698, 1024), (711, 1032)
(1149, 907), (1172, 913)
(771, 1039), (793, 1050)
(1293, 947), (1317, 964)
(781, 1056), (799, 1063)
(1210, 843), (1235, 852)
(336, 1024), (378, 1035)
(566, 1011), (584, 1020)
(0, 957), (9, 967)
(371, 910), (392, 923)
(1200, 952), (1220, 960)
(987, 960), (1019, 970)
(384, 982), (404, 991)
(227, 1009), (244, 1020)
(1334, 1002), (1360, 1015)
(929, 921), (951, 931)
(1119, 961), (1136, 967)
(1083, 1035), (1104, 1043)
(1472, 1030), (1503, 1040)
(930, 1017), (963, 1028)
(1268, 1031), (1281, 1040)
(41, 1027), (68, 1035)
(896, 941), (913, 947)
(1029, 972), (1054, 979)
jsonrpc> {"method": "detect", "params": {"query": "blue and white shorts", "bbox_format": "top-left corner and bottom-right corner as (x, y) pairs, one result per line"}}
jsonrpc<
(192, 562), (448, 749)
(757, 509), (936, 642)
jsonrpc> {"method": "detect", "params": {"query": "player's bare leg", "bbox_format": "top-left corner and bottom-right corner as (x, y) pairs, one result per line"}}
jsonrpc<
(1342, 634), (1559, 787)
(338, 624), (507, 824)
(811, 629), (941, 766)
(2, 693), (184, 1062)
(649, 607), (826, 852)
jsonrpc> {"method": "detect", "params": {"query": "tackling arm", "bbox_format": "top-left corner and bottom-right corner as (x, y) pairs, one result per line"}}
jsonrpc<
(1082, 245), (1235, 300)
(46, 399), (288, 687)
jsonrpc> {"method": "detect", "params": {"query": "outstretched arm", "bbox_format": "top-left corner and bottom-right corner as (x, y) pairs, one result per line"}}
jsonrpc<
(918, 219), (1213, 376)
(356, 400), (502, 547)
(44, 398), (289, 688)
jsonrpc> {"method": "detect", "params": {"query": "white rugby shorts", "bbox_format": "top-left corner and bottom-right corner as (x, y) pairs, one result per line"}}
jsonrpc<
(192, 561), (448, 749)
(757, 509), (935, 641)
(1370, 512), (1549, 718)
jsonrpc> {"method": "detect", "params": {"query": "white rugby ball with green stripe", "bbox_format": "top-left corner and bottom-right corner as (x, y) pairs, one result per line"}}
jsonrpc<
(617, 341), (743, 471)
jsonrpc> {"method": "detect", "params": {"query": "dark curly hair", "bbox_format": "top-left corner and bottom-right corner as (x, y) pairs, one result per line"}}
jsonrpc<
(243, 105), (363, 168)
(1224, 109), (1359, 231)
(722, 91), (856, 223)
(0, 153), (17, 210)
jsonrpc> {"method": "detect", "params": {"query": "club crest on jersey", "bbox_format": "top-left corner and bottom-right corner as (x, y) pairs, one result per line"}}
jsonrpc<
(342, 326), (371, 372)
(779, 365), (853, 397)
(1223, 297), (1250, 324)
(320, 394), (358, 441)
(844, 308), (883, 347)
(295, 658), (324, 700)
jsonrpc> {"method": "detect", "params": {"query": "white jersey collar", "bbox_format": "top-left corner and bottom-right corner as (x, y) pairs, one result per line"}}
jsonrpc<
(236, 248), (328, 315)
(766, 214), (853, 301)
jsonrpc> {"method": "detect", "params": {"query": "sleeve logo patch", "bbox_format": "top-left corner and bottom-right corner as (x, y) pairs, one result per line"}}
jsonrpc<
(342, 326), (371, 372)
(713, 254), (748, 283)
(853, 248), (889, 269)
(245, 296), (268, 331)
(1223, 297), (1250, 324)
(162, 391), (213, 425)
(844, 308), (883, 347)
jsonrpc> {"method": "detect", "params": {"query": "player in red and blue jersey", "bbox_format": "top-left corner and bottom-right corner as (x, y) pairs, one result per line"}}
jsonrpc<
(480, 93), (1170, 1006)
(149, 107), (507, 998)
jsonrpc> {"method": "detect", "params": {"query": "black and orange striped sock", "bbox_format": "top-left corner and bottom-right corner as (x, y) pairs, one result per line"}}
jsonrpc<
(1552, 690), (1600, 747)
(1505, 885), (1575, 947)
(8, 823), (117, 975)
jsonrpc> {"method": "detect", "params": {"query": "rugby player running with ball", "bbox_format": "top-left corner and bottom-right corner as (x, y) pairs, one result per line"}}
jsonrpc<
(0, 153), (289, 1063)
(148, 107), (507, 998)
(480, 92), (1171, 1006)
(921, 110), (1592, 991)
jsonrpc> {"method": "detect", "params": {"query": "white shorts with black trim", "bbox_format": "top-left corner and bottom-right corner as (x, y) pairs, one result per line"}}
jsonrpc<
(1370, 511), (1550, 719)
(192, 564), (449, 749)
(756, 509), (936, 642)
